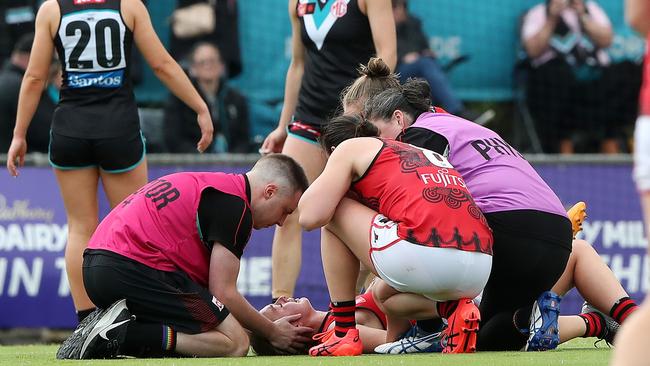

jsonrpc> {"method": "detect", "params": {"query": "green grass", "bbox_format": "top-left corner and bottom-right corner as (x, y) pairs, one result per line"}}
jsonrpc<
(0, 338), (612, 366)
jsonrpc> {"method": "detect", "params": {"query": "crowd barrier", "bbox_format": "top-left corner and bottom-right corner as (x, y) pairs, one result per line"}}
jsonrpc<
(0, 153), (646, 328)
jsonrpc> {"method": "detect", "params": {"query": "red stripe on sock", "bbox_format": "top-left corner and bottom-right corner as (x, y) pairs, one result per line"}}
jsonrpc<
(617, 306), (637, 324)
(333, 306), (356, 313)
(611, 298), (633, 319)
(592, 314), (602, 338)
(335, 315), (355, 322)
(611, 298), (638, 324)
(580, 313), (603, 338)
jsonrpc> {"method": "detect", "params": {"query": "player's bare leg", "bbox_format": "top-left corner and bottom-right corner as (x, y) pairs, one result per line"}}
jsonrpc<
(271, 137), (326, 299)
(54, 168), (100, 315)
(611, 187), (650, 364)
(611, 296), (650, 366)
(100, 159), (148, 208)
(309, 198), (378, 356)
(553, 202), (636, 345)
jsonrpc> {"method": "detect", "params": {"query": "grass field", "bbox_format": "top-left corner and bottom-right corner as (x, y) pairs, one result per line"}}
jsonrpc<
(0, 338), (612, 366)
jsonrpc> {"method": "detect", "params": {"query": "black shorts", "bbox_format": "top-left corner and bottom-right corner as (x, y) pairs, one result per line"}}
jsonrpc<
(287, 121), (322, 144)
(477, 209), (572, 350)
(83, 250), (230, 334)
(49, 130), (145, 172)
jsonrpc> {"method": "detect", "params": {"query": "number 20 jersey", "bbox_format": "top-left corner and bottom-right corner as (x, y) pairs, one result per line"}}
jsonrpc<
(53, 0), (139, 139)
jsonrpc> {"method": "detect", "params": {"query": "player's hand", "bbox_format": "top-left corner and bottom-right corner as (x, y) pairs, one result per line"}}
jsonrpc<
(269, 314), (313, 354)
(570, 0), (586, 15)
(6, 136), (27, 177)
(196, 111), (214, 153)
(259, 126), (288, 155)
(548, 0), (568, 18)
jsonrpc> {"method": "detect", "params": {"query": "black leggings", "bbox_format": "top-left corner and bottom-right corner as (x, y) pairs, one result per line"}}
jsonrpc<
(476, 210), (572, 351)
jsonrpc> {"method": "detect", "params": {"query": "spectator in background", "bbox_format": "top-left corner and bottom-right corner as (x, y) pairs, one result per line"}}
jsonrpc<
(164, 42), (251, 153)
(612, 0), (650, 364)
(0, 33), (33, 153)
(0, 1), (37, 66)
(169, 0), (242, 78)
(521, 0), (641, 154)
(391, 0), (493, 125)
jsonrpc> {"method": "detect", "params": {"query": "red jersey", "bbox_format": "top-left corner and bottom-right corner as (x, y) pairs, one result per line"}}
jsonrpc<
(641, 36), (650, 116)
(318, 292), (388, 333)
(355, 291), (387, 329)
(352, 139), (493, 255)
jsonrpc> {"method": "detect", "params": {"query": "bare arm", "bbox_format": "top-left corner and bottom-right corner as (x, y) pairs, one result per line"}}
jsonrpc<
(577, 2), (612, 48)
(364, 0), (397, 71)
(299, 139), (380, 230)
(123, 0), (213, 152)
(260, 0), (304, 154)
(7, 0), (57, 176)
(209, 244), (312, 353)
(626, 0), (650, 36)
(523, 1), (563, 59)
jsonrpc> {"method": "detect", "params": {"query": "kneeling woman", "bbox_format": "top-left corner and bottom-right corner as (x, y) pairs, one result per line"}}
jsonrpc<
(298, 115), (493, 356)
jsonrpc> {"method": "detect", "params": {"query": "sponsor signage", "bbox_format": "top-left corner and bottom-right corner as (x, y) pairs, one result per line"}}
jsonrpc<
(0, 163), (644, 327)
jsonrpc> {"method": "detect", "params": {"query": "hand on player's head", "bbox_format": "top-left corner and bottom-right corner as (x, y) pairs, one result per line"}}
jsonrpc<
(270, 314), (314, 354)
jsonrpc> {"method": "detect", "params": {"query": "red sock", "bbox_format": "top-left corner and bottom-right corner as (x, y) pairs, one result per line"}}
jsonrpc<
(610, 297), (638, 324)
(579, 312), (605, 338)
(436, 300), (458, 319)
(331, 300), (356, 337)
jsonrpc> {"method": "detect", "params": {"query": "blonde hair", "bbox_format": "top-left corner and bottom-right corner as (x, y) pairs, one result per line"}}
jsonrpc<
(341, 57), (400, 110)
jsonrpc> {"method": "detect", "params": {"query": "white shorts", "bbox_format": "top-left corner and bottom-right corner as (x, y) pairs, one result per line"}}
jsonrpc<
(369, 214), (492, 302)
(634, 116), (650, 191)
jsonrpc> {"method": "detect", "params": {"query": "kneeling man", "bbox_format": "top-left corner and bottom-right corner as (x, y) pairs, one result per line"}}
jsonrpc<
(57, 154), (312, 359)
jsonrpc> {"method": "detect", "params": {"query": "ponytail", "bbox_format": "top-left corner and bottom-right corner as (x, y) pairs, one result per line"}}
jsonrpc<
(341, 57), (400, 110)
(364, 78), (432, 122)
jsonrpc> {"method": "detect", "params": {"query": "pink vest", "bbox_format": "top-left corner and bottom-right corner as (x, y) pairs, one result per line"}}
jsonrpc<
(88, 172), (249, 287)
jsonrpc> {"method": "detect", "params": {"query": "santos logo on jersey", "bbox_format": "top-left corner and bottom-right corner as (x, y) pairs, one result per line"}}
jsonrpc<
(67, 70), (124, 88)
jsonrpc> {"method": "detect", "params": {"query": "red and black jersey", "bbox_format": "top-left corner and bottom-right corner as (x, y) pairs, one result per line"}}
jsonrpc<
(355, 291), (387, 329)
(318, 292), (388, 333)
(352, 138), (493, 255)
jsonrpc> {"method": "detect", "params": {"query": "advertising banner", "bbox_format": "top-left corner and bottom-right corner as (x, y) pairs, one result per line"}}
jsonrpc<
(0, 163), (645, 327)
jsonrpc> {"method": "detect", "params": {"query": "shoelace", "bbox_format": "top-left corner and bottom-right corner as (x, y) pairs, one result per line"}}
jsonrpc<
(593, 338), (612, 349)
(312, 328), (335, 343)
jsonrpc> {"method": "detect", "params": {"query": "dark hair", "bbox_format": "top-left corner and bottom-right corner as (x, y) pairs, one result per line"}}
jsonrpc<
(253, 154), (309, 193)
(249, 331), (315, 356)
(13, 33), (34, 54)
(320, 114), (379, 153)
(364, 78), (432, 122)
(341, 57), (400, 109)
(249, 332), (282, 356)
(189, 42), (222, 63)
(392, 0), (408, 8)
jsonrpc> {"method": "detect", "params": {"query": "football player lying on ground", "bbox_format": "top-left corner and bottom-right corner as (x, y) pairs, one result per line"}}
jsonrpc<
(56, 155), (313, 359)
(298, 115), (494, 356)
(249, 286), (417, 355)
